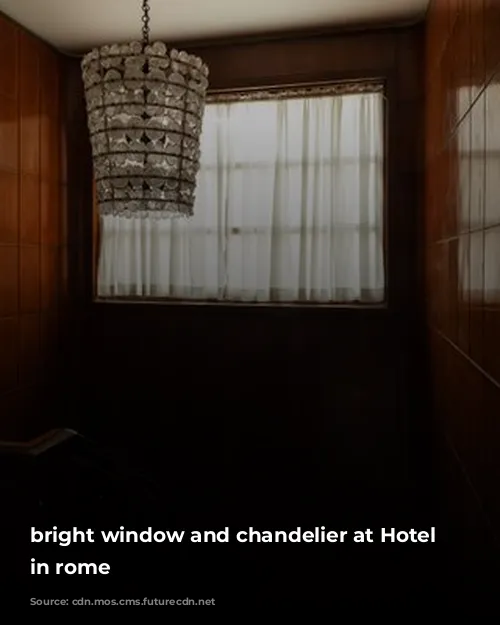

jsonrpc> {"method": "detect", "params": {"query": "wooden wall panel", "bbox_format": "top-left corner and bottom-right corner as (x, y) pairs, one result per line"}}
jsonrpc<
(61, 26), (427, 534)
(0, 14), (68, 440)
(425, 0), (500, 546)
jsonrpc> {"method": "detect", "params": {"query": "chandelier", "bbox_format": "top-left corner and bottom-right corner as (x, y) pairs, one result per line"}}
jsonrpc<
(81, 0), (209, 218)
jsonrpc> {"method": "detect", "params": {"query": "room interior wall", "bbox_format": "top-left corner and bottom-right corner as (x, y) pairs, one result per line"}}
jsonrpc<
(0, 13), (70, 441)
(425, 0), (500, 548)
(57, 25), (427, 523)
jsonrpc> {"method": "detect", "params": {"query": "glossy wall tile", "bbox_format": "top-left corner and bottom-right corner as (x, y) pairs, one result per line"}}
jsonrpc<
(426, 0), (500, 539)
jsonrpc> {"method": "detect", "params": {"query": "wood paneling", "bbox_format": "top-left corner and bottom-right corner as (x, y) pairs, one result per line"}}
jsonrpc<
(0, 15), (68, 440)
(61, 26), (427, 539)
(425, 0), (500, 547)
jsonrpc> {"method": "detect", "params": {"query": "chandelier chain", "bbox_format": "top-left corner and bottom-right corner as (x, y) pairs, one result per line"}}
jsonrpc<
(142, 0), (150, 47)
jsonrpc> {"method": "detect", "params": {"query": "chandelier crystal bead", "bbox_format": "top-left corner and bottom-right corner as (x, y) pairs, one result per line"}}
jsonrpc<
(81, 3), (209, 219)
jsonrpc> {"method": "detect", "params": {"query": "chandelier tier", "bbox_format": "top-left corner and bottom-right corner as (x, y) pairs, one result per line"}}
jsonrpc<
(81, 0), (209, 218)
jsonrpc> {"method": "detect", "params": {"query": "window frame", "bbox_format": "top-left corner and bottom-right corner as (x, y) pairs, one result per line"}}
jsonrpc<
(92, 78), (389, 308)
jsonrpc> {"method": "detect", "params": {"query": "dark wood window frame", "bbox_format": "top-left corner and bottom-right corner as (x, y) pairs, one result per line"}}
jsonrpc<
(91, 78), (389, 308)
(65, 25), (422, 317)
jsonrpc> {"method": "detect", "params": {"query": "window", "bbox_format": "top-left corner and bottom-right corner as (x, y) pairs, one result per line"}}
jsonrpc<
(96, 83), (386, 304)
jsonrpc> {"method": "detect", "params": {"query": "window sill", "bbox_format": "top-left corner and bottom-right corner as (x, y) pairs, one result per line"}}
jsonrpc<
(93, 296), (388, 310)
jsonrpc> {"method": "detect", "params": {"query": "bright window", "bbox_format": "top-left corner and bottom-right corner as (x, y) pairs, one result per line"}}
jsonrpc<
(97, 84), (386, 304)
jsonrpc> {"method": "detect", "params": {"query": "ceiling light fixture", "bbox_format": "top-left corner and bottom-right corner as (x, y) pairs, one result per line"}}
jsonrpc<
(81, 0), (209, 219)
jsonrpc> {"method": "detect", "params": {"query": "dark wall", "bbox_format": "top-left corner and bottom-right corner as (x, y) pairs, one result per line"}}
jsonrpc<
(61, 26), (425, 515)
(0, 14), (69, 440)
(425, 0), (500, 548)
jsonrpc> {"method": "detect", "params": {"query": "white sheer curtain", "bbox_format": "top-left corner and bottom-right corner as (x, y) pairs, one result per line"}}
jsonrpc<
(98, 91), (385, 303)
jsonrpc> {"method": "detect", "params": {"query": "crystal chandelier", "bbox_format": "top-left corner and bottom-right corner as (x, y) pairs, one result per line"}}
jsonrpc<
(81, 0), (209, 218)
